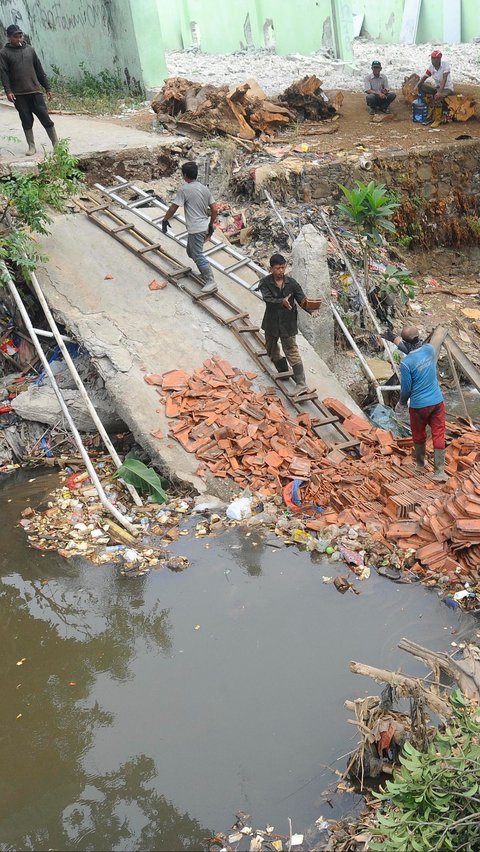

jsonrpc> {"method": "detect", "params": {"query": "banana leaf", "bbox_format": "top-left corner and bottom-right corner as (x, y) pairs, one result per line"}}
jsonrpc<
(115, 458), (167, 503)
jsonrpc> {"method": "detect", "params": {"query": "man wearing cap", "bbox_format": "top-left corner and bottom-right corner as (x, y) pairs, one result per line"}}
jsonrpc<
(364, 61), (396, 114)
(417, 51), (454, 102)
(258, 253), (319, 394)
(0, 24), (57, 156)
(394, 325), (448, 482)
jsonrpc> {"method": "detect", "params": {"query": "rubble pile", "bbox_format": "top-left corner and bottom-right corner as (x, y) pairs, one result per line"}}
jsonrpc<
(18, 462), (196, 576)
(151, 75), (340, 139)
(155, 359), (480, 596)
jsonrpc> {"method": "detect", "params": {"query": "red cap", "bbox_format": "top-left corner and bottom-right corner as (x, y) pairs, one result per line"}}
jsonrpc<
(431, 50), (442, 58)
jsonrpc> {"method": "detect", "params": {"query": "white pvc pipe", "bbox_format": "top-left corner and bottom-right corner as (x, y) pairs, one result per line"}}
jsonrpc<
(320, 211), (400, 379)
(2, 263), (138, 536)
(331, 301), (383, 404)
(29, 271), (142, 507)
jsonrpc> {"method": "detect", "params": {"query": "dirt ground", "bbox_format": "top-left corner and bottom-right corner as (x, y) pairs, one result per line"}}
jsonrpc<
(122, 86), (480, 157)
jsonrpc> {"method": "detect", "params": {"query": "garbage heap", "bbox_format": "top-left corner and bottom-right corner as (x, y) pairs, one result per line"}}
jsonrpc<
(151, 75), (342, 139)
(155, 358), (480, 594)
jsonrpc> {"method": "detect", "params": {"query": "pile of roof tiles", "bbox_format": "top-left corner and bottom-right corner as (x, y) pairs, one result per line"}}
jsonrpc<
(153, 359), (480, 585)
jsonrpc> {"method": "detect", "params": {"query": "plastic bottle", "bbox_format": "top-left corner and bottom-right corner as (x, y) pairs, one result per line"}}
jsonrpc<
(412, 96), (428, 124)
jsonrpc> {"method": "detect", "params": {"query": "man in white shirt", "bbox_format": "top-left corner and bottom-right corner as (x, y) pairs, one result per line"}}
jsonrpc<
(363, 60), (396, 114)
(417, 51), (454, 103)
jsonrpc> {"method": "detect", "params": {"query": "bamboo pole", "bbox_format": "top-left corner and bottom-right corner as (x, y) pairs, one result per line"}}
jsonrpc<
(28, 270), (142, 507)
(319, 211), (400, 378)
(349, 660), (451, 718)
(331, 302), (383, 403)
(2, 263), (138, 536)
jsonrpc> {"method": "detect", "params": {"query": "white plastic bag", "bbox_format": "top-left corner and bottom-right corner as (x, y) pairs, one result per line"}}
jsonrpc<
(226, 497), (252, 520)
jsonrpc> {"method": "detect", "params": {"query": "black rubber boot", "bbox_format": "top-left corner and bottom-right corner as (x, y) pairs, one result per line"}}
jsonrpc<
(292, 363), (307, 392)
(24, 129), (36, 156)
(414, 442), (426, 472)
(433, 448), (448, 482)
(274, 357), (289, 375)
(46, 125), (58, 147)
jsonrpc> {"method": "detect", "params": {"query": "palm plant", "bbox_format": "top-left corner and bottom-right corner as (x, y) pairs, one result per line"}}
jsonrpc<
(337, 180), (399, 294)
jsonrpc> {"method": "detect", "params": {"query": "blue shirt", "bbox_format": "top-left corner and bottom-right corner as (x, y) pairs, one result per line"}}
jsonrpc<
(399, 343), (443, 408)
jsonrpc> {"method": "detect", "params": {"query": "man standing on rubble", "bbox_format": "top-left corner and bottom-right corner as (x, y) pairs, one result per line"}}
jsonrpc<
(162, 161), (218, 295)
(395, 325), (447, 482)
(0, 24), (58, 156)
(258, 253), (318, 394)
(364, 60), (396, 114)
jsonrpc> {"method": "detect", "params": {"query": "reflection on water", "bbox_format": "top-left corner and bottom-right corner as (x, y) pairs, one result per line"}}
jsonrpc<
(0, 471), (478, 850)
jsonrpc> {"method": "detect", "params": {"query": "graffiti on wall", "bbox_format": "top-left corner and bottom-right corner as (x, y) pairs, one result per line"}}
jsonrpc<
(0, 1), (31, 34)
(28, 1), (110, 33)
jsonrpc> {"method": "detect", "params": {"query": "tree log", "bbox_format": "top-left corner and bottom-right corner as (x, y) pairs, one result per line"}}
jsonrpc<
(398, 638), (480, 700)
(349, 660), (451, 718)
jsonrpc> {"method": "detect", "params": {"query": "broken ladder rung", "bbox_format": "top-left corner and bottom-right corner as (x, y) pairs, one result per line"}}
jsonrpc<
(237, 325), (261, 333)
(224, 311), (250, 325)
(290, 390), (319, 402)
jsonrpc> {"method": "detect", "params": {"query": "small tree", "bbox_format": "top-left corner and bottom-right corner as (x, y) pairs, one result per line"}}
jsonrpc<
(337, 180), (399, 295)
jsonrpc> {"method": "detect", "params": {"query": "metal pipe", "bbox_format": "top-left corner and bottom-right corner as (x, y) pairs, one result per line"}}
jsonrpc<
(29, 270), (142, 507)
(331, 302), (383, 404)
(33, 327), (73, 343)
(2, 263), (138, 535)
(319, 211), (400, 378)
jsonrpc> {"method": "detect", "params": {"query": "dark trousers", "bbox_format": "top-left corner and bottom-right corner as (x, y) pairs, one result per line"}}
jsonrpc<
(14, 93), (54, 131)
(365, 92), (396, 112)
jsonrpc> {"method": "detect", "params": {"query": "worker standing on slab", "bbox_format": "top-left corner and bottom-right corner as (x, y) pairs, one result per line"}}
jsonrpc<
(258, 253), (318, 394)
(0, 24), (58, 156)
(364, 61), (396, 115)
(417, 51), (454, 103)
(162, 161), (218, 295)
(395, 325), (447, 482)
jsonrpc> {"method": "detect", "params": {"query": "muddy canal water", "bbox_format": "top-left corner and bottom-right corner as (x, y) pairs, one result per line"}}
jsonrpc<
(1, 471), (478, 850)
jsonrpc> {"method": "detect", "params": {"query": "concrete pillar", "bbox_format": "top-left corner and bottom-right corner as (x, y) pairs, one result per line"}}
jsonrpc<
(291, 224), (334, 367)
(130, 0), (168, 90)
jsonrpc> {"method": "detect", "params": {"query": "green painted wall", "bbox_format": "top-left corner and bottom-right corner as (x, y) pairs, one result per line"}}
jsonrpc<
(163, 0), (352, 57)
(131, 0), (168, 89)
(352, 0), (403, 42)
(416, 0), (442, 44)
(460, 0), (480, 42)
(0, 0), (167, 91)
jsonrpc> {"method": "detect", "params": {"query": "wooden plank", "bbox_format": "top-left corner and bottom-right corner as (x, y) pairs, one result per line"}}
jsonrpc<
(399, 0), (422, 44)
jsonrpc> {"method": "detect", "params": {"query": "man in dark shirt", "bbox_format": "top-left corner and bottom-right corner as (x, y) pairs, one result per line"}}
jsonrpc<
(0, 24), (57, 156)
(258, 253), (317, 393)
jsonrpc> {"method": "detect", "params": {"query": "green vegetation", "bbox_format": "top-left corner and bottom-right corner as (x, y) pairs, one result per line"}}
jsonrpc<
(115, 458), (167, 503)
(378, 264), (416, 306)
(50, 62), (144, 115)
(337, 180), (399, 292)
(370, 690), (480, 852)
(0, 140), (83, 282)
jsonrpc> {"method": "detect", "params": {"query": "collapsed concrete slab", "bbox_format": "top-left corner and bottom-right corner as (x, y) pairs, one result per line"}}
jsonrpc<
(11, 385), (126, 433)
(36, 210), (362, 493)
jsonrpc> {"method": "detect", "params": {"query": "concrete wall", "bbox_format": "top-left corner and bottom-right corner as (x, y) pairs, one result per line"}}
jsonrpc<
(162, 0), (348, 57)
(162, 0), (480, 52)
(0, 0), (167, 91)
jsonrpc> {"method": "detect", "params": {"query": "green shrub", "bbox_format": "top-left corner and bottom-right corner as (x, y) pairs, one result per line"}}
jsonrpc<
(370, 690), (480, 851)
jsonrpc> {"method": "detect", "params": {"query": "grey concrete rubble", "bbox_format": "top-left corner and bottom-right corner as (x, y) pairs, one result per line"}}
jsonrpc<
(291, 224), (334, 367)
(10, 385), (126, 433)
